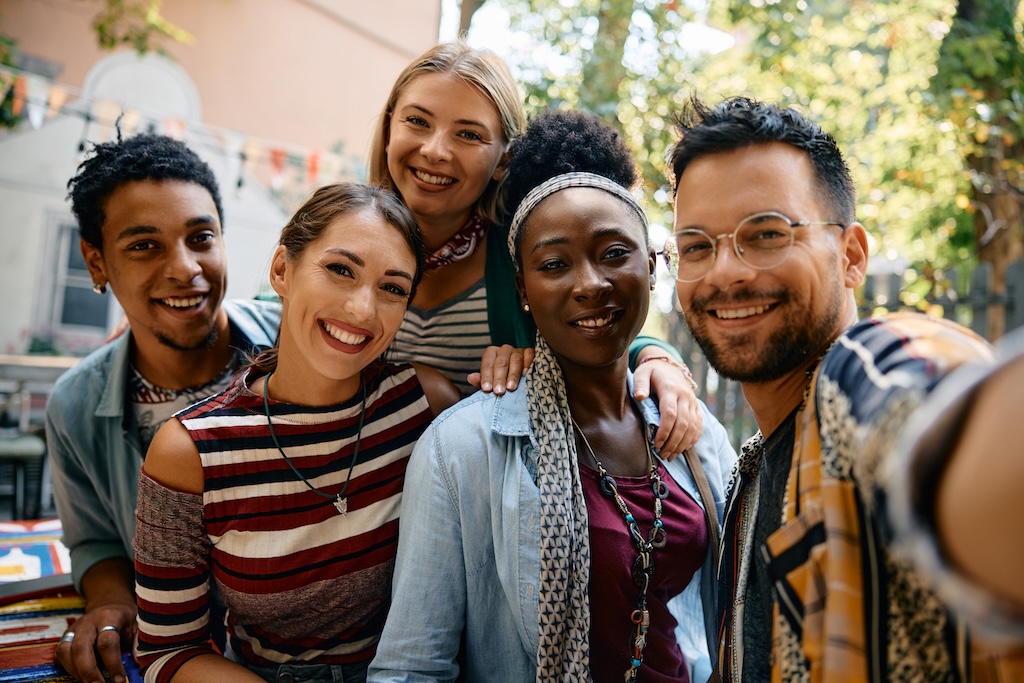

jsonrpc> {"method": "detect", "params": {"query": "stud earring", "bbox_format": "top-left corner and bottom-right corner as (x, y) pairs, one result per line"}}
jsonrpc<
(93, 282), (107, 295)
(523, 303), (530, 312)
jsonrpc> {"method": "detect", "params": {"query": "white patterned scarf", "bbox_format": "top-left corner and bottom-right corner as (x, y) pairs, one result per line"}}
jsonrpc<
(509, 172), (648, 683)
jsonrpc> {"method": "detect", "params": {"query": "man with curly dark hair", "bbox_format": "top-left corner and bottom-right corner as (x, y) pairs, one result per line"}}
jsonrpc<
(46, 133), (280, 683)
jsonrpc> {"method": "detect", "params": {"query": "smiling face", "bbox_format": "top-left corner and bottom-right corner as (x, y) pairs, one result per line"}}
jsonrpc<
(270, 208), (417, 400)
(673, 142), (864, 383)
(385, 72), (506, 241)
(516, 187), (654, 375)
(82, 179), (228, 354)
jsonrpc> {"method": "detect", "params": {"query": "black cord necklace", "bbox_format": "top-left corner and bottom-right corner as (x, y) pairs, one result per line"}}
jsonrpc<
(262, 370), (367, 516)
(572, 417), (669, 682)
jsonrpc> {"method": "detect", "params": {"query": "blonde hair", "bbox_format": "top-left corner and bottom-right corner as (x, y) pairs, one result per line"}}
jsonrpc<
(368, 40), (526, 225)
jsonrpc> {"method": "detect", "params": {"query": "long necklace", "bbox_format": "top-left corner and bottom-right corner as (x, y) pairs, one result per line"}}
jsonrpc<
(262, 370), (366, 516)
(571, 418), (669, 683)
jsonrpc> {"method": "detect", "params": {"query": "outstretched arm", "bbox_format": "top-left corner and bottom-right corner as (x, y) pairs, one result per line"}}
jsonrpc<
(936, 354), (1024, 608)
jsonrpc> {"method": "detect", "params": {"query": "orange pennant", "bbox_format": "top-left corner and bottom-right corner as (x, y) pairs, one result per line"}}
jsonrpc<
(11, 76), (26, 117)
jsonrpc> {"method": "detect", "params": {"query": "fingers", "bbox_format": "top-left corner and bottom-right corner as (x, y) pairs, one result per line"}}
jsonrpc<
(477, 346), (533, 395)
(477, 346), (497, 393)
(55, 609), (134, 683)
(633, 362), (654, 401)
(96, 625), (128, 683)
(466, 372), (482, 389)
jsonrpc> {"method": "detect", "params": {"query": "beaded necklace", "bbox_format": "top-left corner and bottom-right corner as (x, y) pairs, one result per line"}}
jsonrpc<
(571, 418), (669, 682)
(262, 370), (366, 515)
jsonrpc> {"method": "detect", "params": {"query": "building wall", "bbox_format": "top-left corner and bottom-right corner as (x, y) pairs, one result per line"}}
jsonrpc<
(0, 0), (441, 355)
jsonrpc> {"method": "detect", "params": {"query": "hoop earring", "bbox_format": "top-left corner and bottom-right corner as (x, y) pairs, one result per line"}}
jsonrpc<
(93, 282), (107, 295)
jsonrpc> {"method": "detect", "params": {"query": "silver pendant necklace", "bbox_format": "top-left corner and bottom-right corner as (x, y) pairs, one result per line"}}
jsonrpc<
(262, 370), (366, 515)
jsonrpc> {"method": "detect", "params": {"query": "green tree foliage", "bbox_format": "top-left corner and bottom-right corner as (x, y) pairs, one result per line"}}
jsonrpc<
(92, 0), (194, 54)
(489, 0), (1022, 319)
(932, 0), (1024, 336)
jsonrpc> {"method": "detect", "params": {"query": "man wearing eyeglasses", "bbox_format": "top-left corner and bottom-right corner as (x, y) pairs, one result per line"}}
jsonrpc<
(667, 96), (1024, 681)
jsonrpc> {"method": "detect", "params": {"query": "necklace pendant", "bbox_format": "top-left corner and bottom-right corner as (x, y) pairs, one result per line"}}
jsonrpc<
(334, 496), (348, 515)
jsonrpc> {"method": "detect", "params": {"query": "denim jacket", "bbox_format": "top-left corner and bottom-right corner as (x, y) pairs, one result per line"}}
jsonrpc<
(45, 299), (280, 590)
(369, 375), (737, 683)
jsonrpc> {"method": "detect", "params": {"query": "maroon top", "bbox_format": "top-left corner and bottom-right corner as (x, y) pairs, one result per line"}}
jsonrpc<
(582, 462), (707, 683)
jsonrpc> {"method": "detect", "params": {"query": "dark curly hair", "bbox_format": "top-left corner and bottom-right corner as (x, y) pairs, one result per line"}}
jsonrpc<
(669, 96), (855, 224)
(67, 133), (224, 249)
(503, 108), (638, 217)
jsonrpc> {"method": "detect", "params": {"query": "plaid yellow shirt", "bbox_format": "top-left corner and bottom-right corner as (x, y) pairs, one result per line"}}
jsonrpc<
(718, 313), (1023, 682)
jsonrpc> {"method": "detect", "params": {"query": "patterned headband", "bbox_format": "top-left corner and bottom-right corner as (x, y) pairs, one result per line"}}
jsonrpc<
(506, 171), (649, 265)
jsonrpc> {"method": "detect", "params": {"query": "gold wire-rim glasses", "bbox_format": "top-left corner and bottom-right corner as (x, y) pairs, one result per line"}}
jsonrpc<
(660, 211), (846, 283)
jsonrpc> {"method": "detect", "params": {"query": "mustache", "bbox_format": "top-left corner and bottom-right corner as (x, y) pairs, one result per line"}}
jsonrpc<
(688, 287), (790, 314)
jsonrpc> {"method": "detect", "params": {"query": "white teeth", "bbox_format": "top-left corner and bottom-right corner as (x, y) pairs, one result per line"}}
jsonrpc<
(575, 314), (613, 329)
(714, 305), (769, 320)
(322, 321), (368, 345)
(162, 296), (203, 308)
(414, 169), (454, 186)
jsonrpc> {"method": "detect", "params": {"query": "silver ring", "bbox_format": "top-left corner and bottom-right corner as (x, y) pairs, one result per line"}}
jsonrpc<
(60, 631), (75, 644)
(98, 625), (120, 634)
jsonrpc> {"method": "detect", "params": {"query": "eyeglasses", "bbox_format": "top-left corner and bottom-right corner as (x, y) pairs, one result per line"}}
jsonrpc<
(660, 211), (845, 283)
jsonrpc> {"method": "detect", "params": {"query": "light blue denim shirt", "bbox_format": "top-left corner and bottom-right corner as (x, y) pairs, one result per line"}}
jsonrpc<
(45, 299), (280, 590)
(369, 374), (737, 683)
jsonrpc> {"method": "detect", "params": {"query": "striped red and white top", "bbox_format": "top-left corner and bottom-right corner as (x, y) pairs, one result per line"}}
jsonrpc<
(134, 364), (432, 682)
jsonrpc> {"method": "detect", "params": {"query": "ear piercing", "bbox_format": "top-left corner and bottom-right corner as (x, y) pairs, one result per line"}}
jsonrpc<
(523, 303), (530, 312)
(93, 282), (107, 295)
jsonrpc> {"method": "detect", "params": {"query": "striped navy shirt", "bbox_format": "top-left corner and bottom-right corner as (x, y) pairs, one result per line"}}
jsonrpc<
(389, 278), (490, 396)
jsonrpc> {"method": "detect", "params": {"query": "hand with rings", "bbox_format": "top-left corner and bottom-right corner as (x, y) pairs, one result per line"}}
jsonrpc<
(54, 598), (136, 683)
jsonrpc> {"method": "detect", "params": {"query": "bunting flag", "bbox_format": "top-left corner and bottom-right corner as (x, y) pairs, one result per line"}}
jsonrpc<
(46, 84), (69, 120)
(25, 75), (50, 129)
(92, 99), (122, 141)
(269, 148), (287, 190)
(11, 76), (26, 117)
(320, 152), (343, 184)
(162, 116), (186, 140)
(0, 64), (365, 206)
(222, 130), (246, 195)
(0, 71), (14, 106)
(241, 139), (262, 191)
(306, 150), (320, 185)
(119, 108), (141, 137)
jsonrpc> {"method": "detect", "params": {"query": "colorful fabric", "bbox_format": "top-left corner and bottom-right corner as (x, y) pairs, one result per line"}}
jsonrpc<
(134, 365), (432, 682)
(717, 312), (1015, 682)
(423, 213), (488, 270)
(128, 351), (242, 450)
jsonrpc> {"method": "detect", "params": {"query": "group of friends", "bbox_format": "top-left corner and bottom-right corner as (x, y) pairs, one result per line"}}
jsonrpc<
(42, 39), (1024, 683)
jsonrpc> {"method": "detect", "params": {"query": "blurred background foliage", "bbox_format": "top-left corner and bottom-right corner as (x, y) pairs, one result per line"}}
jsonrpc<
(466, 0), (1023, 330)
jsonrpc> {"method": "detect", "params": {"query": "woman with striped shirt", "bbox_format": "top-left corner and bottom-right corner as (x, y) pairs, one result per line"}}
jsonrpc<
(132, 183), (460, 683)
(369, 41), (705, 458)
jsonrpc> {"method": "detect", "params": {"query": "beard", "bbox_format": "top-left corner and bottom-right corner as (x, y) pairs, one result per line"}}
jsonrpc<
(683, 282), (842, 384)
(157, 325), (219, 352)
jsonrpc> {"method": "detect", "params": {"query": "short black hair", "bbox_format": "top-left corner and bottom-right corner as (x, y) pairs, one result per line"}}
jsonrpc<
(669, 96), (856, 224)
(503, 108), (639, 219)
(67, 133), (224, 249)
